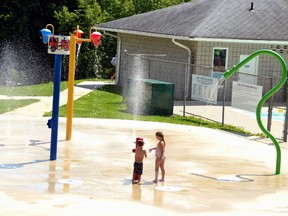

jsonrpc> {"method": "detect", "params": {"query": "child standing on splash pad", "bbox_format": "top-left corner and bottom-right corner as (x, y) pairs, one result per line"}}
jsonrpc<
(149, 131), (166, 183)
(132, 139), (147, 184)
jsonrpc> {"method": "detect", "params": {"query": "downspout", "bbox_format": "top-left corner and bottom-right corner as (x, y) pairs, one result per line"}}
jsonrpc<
(172, 39), (191, 117)
(104, 31), (122, 84)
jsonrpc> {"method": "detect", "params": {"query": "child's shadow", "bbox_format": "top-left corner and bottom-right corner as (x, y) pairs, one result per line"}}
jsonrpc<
(122, 178), (132, 185)
(140, 181), (154, 185)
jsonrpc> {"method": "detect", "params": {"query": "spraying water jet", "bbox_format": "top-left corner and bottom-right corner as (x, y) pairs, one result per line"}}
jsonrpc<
(66, 25), (102, 141)
(223, 49), (287, 174)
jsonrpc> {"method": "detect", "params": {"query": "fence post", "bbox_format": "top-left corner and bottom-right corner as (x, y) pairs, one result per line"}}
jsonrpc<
(283, 84), (288, 142)
(183, 64), (187, 117)
(123, 50), (128, 98)
(222, 79), (227, 126)
(267, 71), (275, 132)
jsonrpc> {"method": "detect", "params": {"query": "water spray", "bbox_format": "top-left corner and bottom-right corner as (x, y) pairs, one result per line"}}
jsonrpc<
(223, 49), (287, 174)
(66, 25), (102, 141)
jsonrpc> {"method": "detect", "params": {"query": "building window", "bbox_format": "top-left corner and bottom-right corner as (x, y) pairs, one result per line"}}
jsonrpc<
(212, 48), (228, 78)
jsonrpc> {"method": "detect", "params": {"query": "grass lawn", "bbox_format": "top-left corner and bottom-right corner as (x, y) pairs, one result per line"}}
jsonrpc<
(44, 85), (253, 136)
(0, 79), (111, 97)
(0, 99), (40, 114)
(0, 82), (68, 96)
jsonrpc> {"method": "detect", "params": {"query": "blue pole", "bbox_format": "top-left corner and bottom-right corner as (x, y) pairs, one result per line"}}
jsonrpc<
(50, 54), (62, 160)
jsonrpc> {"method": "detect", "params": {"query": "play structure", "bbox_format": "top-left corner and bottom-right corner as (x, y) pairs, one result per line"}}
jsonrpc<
(41, 24), (69, 160)
(40, 24), (101, 160)
(40, 25), (286, 176)
(223, 49), (287, 174)
(66, 25), (102, 141)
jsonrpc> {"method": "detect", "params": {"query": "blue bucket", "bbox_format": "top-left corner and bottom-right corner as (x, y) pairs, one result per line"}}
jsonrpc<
(41, 28), (52, 44)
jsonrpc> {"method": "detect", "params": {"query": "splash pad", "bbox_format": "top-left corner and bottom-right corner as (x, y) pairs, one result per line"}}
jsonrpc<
(1, 117), (288, 215)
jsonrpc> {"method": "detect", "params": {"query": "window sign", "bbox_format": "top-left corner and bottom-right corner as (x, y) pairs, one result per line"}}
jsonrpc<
(191, 74), (218, 104)
(212, 48), (228, 77)
(238, 55), (258, 85)
(232, 81), (263, 112)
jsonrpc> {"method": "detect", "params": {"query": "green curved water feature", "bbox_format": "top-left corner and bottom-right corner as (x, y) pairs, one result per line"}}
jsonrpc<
(223, 49), (287, 174)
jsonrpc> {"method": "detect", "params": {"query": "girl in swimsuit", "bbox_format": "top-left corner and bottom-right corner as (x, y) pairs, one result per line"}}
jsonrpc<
(149, 131), (166, 183)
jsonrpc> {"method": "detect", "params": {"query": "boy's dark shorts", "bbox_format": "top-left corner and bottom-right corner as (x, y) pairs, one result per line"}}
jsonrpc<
(133, 162), (143, 175)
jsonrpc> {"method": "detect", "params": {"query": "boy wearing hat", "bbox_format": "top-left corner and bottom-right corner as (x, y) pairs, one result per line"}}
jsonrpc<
(132, 137), (143, 153)
(132, 138), (147, 184)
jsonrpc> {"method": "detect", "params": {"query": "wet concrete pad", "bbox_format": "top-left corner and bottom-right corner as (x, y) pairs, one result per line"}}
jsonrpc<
(1, 117), (288, 215)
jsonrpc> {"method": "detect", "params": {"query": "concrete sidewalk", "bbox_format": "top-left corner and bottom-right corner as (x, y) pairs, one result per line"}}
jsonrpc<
(0, 81), (114, 117)
(174, 101), (287, 140)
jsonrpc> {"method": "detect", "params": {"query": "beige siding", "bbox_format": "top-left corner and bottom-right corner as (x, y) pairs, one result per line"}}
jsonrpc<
(117, 33), (288, 101)
(195, 42), (288, 101)
(118, 33), (197, 99)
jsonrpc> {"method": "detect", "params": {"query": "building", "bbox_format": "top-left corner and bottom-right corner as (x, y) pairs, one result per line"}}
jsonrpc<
(97, 0), (288, 101)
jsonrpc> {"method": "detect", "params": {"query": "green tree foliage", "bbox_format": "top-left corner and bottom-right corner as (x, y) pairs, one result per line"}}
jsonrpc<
(55, 0), (104, 79)
(98, 0), (190, 21)
(0, 0), (78, 85)
(132, 0), (190, 14)
(0, 0), (192, 82)
(1, 1), (45, 84)
(0, 0), (65, 42)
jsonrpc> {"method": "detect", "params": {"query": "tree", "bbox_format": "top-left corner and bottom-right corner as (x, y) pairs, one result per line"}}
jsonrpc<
(55, 0), (106, 79)
(55, 0), (192, 79)
(0, 0), (60, 85)
(0, 0), (193, 84)
(131, 0), (191, 15)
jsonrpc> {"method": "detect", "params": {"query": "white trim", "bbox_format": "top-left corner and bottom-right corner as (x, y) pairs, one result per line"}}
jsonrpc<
(191, 37), (288, 45)
(97, 27), (190, 40)
(97, 27), (288, 45)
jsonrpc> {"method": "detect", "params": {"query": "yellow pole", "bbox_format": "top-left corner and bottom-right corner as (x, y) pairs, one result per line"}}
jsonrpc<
(66, 36), (77, 140)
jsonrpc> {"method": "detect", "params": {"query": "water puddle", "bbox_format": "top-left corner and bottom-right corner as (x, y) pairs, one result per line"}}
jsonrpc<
(216, 176), (243, 182)
(57, 178), (83, 186)
(155, 186), (185, 192)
